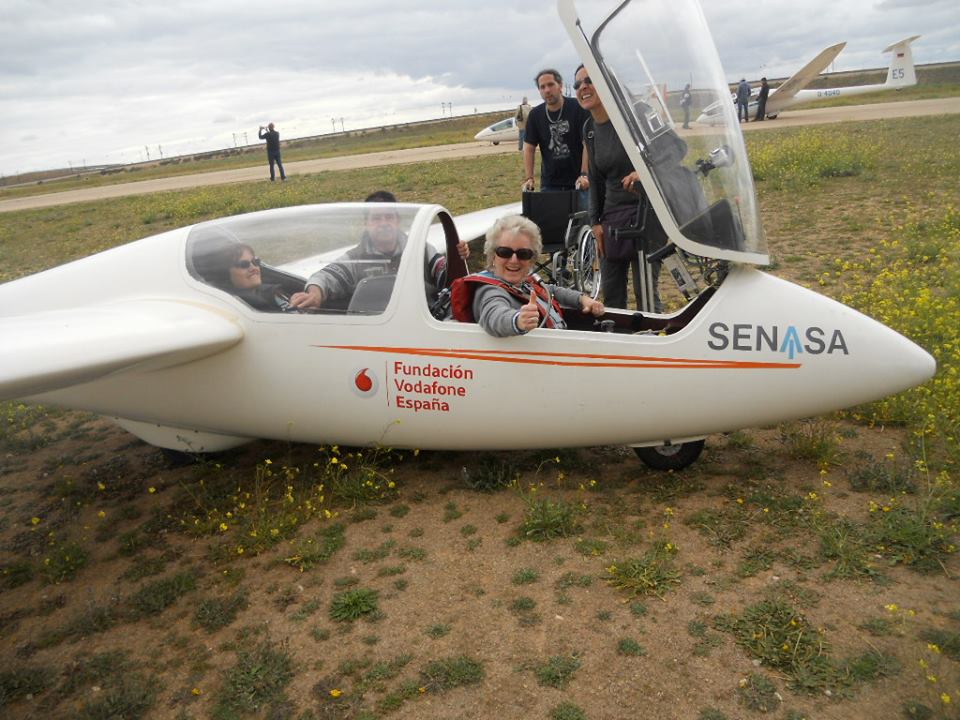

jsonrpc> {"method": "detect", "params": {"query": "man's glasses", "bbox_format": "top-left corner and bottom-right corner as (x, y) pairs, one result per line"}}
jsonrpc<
(494, 246), (536, 261)
(573, 76), (593, 91)
(233, 257), (262, 269)
(368, 212), (399, 223)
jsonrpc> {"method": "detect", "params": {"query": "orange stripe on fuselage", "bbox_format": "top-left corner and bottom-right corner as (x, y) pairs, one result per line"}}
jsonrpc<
(315, 344), (800, 370)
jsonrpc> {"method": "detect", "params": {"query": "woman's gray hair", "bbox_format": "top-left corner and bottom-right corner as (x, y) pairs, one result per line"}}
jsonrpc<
(483, 215), (543, 269)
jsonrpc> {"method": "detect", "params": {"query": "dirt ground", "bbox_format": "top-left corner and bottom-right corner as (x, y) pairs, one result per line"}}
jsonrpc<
(1, 409), (957, 720)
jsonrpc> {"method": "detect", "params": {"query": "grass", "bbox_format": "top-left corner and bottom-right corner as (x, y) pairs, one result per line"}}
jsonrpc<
(534, 654), (581, 689)
(1, 109), (959, 719)
(0, 666), (52, 708)
(617, 638), (646, 657)
(419, 656), (485, 692)
(605, 541), (682, 598)
(127, 570), (198, 619)
(194, 591), (250, 632)
(329, 588), (380, 622)
(212, 640), (294, 719)
(0, 112), (505, 198)
(462, 454), (520, 492)
(511, 567), (540, 585)
(77, 671), (157, 720)
(737, 672), (780, 713)
(550, 702), (588, 720)
(518, 496), (584, 541)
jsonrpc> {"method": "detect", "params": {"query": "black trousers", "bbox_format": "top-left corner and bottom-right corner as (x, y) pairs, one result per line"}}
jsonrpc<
(267, 151), (285, 181)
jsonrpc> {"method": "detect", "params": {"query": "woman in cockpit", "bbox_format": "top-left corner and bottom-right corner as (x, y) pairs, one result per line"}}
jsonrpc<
(195, 234), (291, 311)
(452, 215), (604, 336)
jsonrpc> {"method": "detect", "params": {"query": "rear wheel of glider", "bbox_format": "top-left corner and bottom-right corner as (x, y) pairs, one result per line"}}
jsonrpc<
(575, 225), (602, 299)
(633, 439), (705, 471)
(492, 141), (500, 145)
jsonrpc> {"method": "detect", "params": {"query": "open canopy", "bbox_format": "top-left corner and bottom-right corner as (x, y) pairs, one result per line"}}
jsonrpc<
(560, 0), (768, 265)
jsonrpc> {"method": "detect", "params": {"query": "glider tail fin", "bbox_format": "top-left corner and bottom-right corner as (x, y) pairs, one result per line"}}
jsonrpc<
(883, 35), (920, 88)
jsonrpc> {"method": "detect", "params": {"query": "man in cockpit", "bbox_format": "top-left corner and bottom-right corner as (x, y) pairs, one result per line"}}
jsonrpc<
(288, 191), (469, 310)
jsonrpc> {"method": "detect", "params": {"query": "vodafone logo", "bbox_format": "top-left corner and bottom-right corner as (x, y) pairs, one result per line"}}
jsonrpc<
(352, 368), (379, 397)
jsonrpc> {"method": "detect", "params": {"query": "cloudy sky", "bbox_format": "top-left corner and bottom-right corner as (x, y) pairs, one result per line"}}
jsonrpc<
(1, 0), (956, 176)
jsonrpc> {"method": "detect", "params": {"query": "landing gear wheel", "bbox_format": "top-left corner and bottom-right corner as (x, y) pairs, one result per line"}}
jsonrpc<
(633, 439), (705, 471)
(575, 225), (602, 300)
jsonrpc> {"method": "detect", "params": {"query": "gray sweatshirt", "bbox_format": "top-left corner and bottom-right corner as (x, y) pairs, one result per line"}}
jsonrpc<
(473, 281), (584, 337)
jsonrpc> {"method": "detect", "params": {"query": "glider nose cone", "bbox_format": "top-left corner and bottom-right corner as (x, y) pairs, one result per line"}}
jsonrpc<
(894, 334), (937, 390)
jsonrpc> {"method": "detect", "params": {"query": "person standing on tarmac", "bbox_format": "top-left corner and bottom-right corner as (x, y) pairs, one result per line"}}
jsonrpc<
(258, 122), (286, 181)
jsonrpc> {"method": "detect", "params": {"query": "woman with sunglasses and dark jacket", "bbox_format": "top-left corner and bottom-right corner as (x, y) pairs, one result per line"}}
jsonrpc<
(574, 64), (665, 312)
(194, 233), (291, 311)
(452, 215), (604, 337)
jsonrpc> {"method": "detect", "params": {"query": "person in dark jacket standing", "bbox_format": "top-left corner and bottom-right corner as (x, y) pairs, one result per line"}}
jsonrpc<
(735, 79), (751, 123)
(754, 77), (770, 121)
(680, 83), (693, 129)
(258, 122), (286, 181)
(575, 64), (665, 311)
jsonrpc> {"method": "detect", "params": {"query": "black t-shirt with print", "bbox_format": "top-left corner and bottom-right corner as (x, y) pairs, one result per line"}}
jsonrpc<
(524, 98), (590, 189)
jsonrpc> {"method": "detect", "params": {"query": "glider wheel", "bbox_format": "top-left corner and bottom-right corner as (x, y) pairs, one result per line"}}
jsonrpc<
(633, 439), (705, 471)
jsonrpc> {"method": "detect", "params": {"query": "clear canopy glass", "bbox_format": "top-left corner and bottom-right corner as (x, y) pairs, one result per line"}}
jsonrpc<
(185, 203), (436, 314)
(566, 0), (768, 264)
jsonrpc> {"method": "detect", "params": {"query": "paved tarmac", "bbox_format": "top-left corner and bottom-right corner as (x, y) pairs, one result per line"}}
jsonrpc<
(1, 97), (957, 214)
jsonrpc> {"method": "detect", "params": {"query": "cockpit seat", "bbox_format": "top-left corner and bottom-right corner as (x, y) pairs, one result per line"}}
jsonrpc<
(346, 275), (396, 314)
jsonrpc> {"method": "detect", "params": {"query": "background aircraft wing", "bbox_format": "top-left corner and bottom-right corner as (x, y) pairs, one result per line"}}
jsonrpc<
(0, 300), (243, 401)
(768, 41), (847, 107)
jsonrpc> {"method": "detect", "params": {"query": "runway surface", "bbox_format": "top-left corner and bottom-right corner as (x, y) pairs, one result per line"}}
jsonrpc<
(1, 97), (957, 214)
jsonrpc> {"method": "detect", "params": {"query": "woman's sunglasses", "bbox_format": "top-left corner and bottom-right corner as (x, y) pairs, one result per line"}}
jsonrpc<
(494, 247), (536, 261)
(573, 76), (593, 91)
(233, 257), (262, 269)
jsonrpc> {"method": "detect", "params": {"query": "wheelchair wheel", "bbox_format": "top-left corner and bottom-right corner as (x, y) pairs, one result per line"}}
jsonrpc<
(574, 225), (602, 299)
(633, 439), (705, 471)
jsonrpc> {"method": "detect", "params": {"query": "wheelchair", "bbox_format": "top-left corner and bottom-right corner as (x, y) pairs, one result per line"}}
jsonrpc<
(521, 190), (601, 299)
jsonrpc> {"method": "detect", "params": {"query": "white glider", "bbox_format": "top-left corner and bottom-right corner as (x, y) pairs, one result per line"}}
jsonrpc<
(698, 36), (920, 124)
(0, 1), (935, 471)
(474, 116), (519, 145)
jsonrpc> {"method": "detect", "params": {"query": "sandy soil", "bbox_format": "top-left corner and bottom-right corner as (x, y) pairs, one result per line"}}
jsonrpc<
(1, 97), (958, 215)
(1, 414), (956, 720)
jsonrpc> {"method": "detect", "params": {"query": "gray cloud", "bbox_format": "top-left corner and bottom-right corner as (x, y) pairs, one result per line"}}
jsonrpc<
(1, 0), (954, 175)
